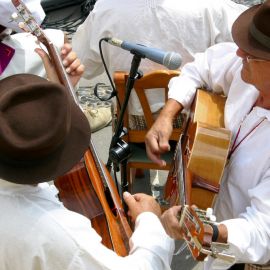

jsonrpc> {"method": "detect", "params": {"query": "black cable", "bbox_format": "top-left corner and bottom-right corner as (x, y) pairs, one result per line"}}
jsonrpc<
(95, 38), (121, 108)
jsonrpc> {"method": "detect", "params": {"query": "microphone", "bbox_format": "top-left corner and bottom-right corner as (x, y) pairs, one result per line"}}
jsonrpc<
(104, 37), (182, 70)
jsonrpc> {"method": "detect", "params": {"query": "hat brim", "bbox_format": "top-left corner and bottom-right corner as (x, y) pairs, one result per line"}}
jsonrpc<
(0, 78), (91, 184)
(232, 4), (270, 60)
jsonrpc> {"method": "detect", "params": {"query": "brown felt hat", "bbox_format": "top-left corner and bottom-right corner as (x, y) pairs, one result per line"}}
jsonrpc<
(0, 74), (91, 184)
(232, 0), (270, 60)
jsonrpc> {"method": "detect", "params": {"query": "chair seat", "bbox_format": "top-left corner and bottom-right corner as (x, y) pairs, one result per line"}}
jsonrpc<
(129, 143), (175, 166)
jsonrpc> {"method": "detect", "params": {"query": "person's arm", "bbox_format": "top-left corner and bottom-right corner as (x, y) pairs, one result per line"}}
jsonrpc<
(145, 42), (240, 166)
(47, 189), (174, 270)
(160, 205), (228, 242)
(145, 99), (183, 167)
(66, 192), (174, 270)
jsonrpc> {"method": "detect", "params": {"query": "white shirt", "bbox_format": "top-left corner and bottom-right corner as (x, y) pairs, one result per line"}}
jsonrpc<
(72, 0), (247, 115)
(0, 29), (64, 79)
(0, 180), (174, 270)
(169, 42), (270, 268)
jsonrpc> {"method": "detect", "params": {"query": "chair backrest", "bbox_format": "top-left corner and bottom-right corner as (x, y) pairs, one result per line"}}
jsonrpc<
(114, 69), (182, 144)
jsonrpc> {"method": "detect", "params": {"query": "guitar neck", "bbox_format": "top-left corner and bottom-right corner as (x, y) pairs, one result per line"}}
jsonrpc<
(45, 41), (78, 103)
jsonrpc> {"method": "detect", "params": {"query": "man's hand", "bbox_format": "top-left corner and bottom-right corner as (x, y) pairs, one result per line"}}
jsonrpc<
(35, 43), (84, 86)
(123, 192), (161, 222)
(160, 205), (183, 239)
(61, 43), (84, 86)
(145, 115), (173, 167)
(145, 99), (183, 167)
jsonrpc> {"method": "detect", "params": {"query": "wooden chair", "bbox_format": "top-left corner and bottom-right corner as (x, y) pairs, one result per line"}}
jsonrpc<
(113, 69), (185, 192)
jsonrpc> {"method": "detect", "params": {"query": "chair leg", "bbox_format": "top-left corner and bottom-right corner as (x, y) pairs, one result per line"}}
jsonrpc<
(119, 162), (128, 194)
(127, 166), (135, 194)
(135, 168), (145, 178)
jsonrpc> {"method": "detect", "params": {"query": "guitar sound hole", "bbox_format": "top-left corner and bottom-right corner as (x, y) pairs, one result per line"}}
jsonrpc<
(104, 186), (117, 216)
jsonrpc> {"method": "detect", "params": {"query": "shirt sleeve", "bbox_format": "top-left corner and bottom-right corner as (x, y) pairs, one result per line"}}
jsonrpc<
(129, 212), (175, 267)
(220, 174), (270, 265)
(168, 42), (241, 109)
(66, 211), (174, 270)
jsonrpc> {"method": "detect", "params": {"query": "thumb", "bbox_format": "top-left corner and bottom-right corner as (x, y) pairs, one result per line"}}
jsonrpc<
(159, 137), (170, 152)
(123, 192), (136, 208)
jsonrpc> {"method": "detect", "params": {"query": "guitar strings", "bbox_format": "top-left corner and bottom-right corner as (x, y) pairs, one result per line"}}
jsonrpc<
(174, 241), (188, 256)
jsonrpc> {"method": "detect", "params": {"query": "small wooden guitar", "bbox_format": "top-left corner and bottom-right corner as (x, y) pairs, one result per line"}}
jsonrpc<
(178, 204), (235, 262)
(11, 0), (132, 256)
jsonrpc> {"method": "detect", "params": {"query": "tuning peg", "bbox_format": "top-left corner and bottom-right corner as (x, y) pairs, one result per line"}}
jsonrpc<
(10, 12), (19, 22)
(206, 208), (216, 222)
(206, 208), (213, 217)
(18, 22), (30, 32)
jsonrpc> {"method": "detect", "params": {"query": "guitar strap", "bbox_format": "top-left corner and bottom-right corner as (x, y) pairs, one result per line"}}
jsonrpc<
(245, 264), (270, 270)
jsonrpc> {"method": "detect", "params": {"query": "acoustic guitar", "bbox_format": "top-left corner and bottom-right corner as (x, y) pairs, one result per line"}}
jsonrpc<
(12, 0), (132, 256)
(165, 89), (232, 210)
(164, 89), (234, 262)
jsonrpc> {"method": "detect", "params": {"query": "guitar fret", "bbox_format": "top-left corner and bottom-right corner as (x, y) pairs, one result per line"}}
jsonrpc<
(26, 20), (39, 33)
(16, 5), (31, 20)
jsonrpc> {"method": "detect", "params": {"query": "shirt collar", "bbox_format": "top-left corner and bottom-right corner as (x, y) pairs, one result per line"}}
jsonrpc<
(254, 106), (270, 121)
(0, 179), (60, 204)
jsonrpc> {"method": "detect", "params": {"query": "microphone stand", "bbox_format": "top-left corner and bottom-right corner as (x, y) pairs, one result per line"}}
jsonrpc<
(106, 52), (143, 207)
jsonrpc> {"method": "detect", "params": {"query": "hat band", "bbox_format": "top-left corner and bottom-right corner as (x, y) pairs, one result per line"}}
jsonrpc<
(250, 22), (270, 49)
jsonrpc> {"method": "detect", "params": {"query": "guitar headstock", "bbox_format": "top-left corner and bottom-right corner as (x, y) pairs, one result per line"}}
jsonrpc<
(11, 0), (48, 45)
(11, 0), (77, 101)
(179, 205), (235, 263)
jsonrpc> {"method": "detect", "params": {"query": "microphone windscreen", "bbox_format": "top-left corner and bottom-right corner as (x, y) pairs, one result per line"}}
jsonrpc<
(164, 52), (182, 70)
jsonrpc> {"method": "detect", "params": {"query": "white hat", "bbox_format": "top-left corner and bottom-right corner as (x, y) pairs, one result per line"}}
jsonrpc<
(0, 0), (45, 32)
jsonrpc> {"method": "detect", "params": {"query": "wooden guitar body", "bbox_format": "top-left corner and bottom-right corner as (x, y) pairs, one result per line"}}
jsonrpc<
(165, 90), (232, 210)
(55, 143), (132, 256)
(55, 158), (114, 249)
(186, 90), (232, 209)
